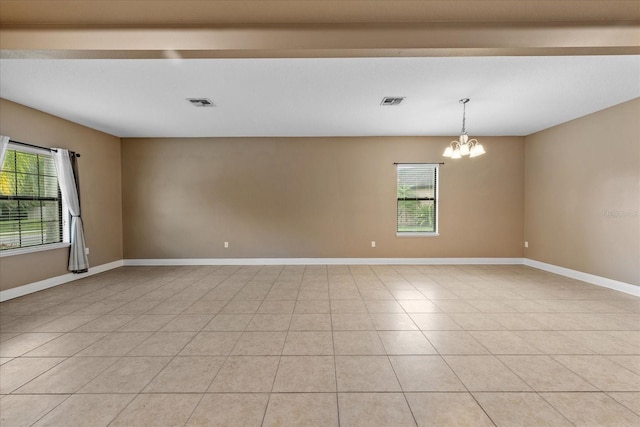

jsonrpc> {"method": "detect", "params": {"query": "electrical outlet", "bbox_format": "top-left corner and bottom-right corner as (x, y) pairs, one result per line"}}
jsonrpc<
(371, 241), (376, 248)
(224, 242), (229, 248)
(85, 247), (90, 255)
(524, 241), (528, 248)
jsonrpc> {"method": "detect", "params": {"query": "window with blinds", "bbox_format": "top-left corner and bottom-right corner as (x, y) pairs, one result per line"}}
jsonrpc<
(0, 147), (64, 251)
(396, 163), (438, 234)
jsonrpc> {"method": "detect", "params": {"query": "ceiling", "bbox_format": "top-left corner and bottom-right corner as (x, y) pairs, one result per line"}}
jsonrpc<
(0, 1), (639, 138)
(1, 56), (639, 137)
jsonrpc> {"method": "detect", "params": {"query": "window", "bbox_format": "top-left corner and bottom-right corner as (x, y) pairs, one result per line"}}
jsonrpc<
(0, 146), (67, 251)
(396, 163), (438, 235)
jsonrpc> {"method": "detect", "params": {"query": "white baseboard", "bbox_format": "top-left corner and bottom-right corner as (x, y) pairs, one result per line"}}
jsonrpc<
(3, 257), (637, 301)
(524, 258), (639, 297)
(0, 260), (124, 302)
(123, 257), (524, 266)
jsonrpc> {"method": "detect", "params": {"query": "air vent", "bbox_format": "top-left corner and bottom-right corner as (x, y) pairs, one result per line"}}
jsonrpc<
(187, 98), (215, 107)
(380, 97), (405, 106)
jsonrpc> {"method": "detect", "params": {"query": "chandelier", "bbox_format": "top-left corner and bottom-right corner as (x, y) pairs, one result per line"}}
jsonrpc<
(442, 98), (485, 159)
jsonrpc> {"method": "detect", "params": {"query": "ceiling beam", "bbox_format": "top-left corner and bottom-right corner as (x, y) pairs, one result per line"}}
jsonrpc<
(2, 23), (639, 59)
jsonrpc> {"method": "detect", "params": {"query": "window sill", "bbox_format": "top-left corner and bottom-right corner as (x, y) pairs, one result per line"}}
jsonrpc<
(0, 243), (70, 258)
(396, 232), (440, 237)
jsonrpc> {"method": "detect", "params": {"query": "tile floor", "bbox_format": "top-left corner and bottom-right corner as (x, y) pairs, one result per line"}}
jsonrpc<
(0, 264), (639, 426)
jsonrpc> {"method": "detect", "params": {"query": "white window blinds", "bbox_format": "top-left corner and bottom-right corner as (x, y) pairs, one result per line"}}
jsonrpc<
(396, 163), (438, 234)
(0, 147), (64, 250)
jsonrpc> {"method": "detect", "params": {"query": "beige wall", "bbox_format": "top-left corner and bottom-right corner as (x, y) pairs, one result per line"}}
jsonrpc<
(524, 98), (640, 286)
(0, 99), (123, 291)
(122, 136), (524, 260)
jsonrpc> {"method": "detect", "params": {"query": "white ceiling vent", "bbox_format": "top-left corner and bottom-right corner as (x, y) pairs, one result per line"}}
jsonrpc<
(187, 98), (215, 107)
(380, 97), (405, 106)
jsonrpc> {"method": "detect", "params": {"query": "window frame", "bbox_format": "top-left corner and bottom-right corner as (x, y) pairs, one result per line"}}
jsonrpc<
(0, 143), (70, 256)
(395, 163), (440, 237)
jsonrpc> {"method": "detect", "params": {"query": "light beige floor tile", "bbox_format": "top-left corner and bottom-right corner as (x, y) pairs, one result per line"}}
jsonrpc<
(331, 300), (367, 314)
(390, 355), (466, 391)
(608, 392), (640, 416)
(258, 300), (296, 314)
(109, 393), (202, 427)
(32, 315), (99, 332)
(390, 290), (426, 300)
(0, 333), (63, 357)
(0, 332), (20, 342)
(76, 331), (152, 356)
(0, 394), (68, 427)
(220, 300), (262, 314)
(484, 313), (550, 330)
(475, 392), (572, 426)
(333, 330), (385, 355)
(338, 393), (416, 427)
(294, 300), (331, 314)
(398, 300), (441, 313)
(298, 290), (330, 300)
(448, 313), (505, 330)
(208, 356), (280, 392)
(182, 299), (227, 314)
(246, 314), (292, 331)
(359, 289), (394, 300)
(542, 392), (640, 427)
(147, 299), (200, 315)
(231, 331), (287, 355)
(0, 357), (12, 365)
(379, 331), (437, 355)
(179, 331), (242, 356)
(409, 313), (463, 330)
(32, 393), (135, 427)
(117, 314), (176, 331)
(23, 332), (107, 357)
(558, 331), (640, 354)
(128, 331), (196, 356)
(467, 300), (519, 313)
(203, 314), (253, 331)
(607, 355), (640, 375)
(144, 356), (225, 392)
(160, 314), (214, 331)
(329, 289), (362, 300)
(79, 356), (170, 393)
(273, 356), (336, 392)
(0, 357), (65, 394)
(331, 314), (375, 330)
(553, 355), (640, 391)
(444, 355), (532, 391)
(406, 392), (494, 427)
(433, 300), (479, 313)
(371, 313), (419, 330)
(607, 330), (640, 347)
(109, 300), (161, 315)
(512, 331), (593, 354)
(283, 331), (333, 355)
(499, 355), (596, 391)
(72, 315), (136, 332)
(1, 315), (62, 333)
(335, 355), (401, 391)
(15, 356), (118, 393)
(364, 300), (404, 313)
(423, 331), (490, 354)
(263, 393), (338, 427)
(469, 331), (542, 354)
(289, 314), (332, 330)
(186, 393), (269, 427)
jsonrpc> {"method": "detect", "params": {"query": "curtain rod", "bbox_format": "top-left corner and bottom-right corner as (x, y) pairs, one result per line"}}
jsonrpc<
(9, 139), (81, 157)
(394, 162), (444, 165)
